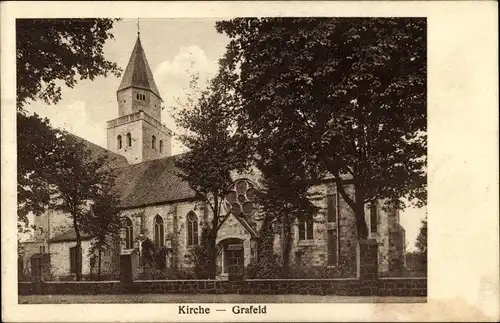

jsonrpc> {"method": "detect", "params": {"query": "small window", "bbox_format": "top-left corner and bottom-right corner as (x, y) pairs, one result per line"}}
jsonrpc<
(159, 140), (163, 153)
(39, 245), (46, 253)
(152, 135), (156, 150)
(117, 135), (122, 149)
(126, 133), (132, 147)
(298, 215), (314, 240)
(125, 217), (134, 249)
(370, 201), (378, 233)
(187, 212), (199, 246)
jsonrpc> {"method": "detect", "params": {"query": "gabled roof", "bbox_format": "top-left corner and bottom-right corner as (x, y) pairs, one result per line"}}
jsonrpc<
(117, 35), (162, 100)
(217, 213), (259, 239)
(49, 228), (93, 243)
(70, 134), (129, 168)
(112, 153), (197, 209)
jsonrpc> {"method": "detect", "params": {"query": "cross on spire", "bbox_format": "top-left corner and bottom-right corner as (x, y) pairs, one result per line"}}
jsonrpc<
(137, 18), (140, 36)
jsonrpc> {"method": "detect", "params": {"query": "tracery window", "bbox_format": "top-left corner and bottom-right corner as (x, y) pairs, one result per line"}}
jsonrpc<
(125, 217), (134, 249)
(154, 215), (164, 247)
(117, 135), (122, 149)
(224, 179), (258, 218)
(152, 135), (156, 150)
(187, 212), (198, 246)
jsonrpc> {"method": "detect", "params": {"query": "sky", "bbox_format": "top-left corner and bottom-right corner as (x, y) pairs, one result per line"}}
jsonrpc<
(24, 18), (426, 250)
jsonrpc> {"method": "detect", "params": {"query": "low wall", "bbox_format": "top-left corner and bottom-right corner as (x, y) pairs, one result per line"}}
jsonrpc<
(18, 277), (426, 297)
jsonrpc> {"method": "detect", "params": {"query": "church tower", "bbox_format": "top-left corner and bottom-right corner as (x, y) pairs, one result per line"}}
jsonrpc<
(106, 33), (172, 164)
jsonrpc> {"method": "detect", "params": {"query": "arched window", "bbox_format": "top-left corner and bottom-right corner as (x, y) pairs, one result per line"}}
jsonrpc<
(154, 215), (164, 247)
(117, 135), (122, 149)
(159, 140), (163, 153)
(125, 217), (134, 249)
(126, 133), (132, 147)
(152, 135), (156, 150)
(187, 212), (198, 246)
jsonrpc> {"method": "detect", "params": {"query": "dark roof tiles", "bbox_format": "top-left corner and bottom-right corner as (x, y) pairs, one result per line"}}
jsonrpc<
(112, 154), (197, 208)
(117, 36), (162, 100)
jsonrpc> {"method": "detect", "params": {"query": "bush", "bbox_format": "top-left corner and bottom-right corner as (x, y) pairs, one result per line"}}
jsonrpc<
(246, 254), (281, 279)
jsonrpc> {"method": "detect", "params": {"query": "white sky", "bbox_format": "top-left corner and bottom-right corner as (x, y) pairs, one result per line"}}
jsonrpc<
(23, 18), (426, 250)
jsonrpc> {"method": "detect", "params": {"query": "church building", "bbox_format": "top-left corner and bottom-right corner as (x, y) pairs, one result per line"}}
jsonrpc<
(22, 33), (406, 280)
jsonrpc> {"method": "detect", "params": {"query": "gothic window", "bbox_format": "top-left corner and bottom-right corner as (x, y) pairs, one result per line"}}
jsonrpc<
(125, 217), (134, 249)
(370, 201), (378, 233)
(159, 140), (163, 153)
(187, 212), (198, 246)
(152, 135), (156, 149)
(298, 215), (314, 240)
(154, 215), (164, 247)
(117, 135), (122, 149)
(224, 179), (258, 218)
(126, 133), (132, 147)
(39, 245), (46, 253)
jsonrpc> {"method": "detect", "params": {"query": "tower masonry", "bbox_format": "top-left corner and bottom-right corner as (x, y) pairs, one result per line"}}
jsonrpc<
(106, 35), (172, 164)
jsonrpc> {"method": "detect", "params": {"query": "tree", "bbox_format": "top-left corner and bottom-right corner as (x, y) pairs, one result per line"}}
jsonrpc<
(16, 18), (121, 110)
(17, 112), (63, 231)
(256, 137), (318, 277)
(415, 218), (427, 255)
(172, 72), (250, 278)
(81, 179), (121, 280)
(50, 134), (117, 281)
(216, 18), (427, 240)
(16, 18), (121, 231)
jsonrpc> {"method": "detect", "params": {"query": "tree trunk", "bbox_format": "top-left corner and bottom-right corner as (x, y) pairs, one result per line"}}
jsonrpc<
(72, 215), (82, 281)
(98, 250), (102, 281)
(207, 233), (217, 279)
(281, 216), (293, 278)
(257, 216), (274, 262)
(208, 220), (218, 279)
(354, 184), (368, 240)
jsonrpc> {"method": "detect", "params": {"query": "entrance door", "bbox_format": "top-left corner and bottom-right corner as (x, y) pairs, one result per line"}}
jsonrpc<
(225, 244), (244, 280)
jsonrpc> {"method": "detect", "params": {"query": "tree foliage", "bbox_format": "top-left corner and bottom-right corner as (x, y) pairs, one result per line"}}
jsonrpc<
(415, 218), (427, 255)
(172, 72), (250, 278)
(17, 112), (63, 229)
(16, 18), (122, 109)
(49, 134), (118, 280)
(81, 178), (121, 280)
(216, 18), (427, 239)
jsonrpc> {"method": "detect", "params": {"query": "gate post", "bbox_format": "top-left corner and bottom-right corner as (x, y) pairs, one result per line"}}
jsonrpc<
(357, 239), (379, 295)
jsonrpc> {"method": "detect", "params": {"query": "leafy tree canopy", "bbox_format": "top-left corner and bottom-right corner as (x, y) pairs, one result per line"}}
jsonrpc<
(16, 18), (122, 110)
(216, 18), (427, 239)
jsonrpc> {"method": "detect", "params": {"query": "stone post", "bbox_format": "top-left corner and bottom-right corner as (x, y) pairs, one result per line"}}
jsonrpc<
(356, 239), (379, 295)
(120, 250), (140, 286)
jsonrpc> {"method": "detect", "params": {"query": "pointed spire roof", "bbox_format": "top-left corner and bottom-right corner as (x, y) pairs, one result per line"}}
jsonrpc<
(118, 35), (162, 100)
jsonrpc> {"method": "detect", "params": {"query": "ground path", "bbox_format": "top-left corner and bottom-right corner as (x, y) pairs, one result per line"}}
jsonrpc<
(19, 294), (426, 304)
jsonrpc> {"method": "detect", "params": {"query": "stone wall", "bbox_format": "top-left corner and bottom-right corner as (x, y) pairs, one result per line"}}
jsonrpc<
(50, 240), (93, 278)
(18, 277), (427, 297)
